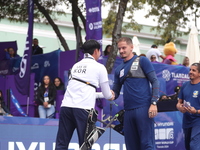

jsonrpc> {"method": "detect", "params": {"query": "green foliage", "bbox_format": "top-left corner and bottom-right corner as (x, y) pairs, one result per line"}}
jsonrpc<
(0, 0), (66, 23)
(146, 0), (200, 45)
(103, 0), (200, 45)
(102, 0), (146, 37)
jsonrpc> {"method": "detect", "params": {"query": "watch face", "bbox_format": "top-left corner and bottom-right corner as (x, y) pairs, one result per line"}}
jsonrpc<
(152, 102), (156, 105)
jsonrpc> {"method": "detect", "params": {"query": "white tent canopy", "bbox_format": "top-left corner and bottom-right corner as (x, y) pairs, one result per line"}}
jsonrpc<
(132, 35), (141, 55)
(185, 26), (200, 66)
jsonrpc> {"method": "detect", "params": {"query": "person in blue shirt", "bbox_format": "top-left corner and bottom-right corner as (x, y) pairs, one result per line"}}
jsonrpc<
(177, 63), (200, 150)
(5, 47), (20, 59)
(112, 37), (159, 150)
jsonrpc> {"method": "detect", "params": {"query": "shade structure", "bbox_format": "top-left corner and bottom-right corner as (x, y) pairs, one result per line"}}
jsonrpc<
(185, 26), (200, 66)
(132, 35), (141, 55)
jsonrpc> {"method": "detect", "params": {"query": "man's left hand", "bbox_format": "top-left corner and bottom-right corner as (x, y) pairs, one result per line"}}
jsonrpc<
(148, 104), (158, 118)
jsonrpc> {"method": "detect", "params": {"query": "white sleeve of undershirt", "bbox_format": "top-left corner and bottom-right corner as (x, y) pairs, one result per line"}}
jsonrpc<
(96, 81), (112, 99)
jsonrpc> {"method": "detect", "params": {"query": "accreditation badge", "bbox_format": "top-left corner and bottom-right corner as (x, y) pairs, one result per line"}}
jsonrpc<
(120, 69), (124, 78)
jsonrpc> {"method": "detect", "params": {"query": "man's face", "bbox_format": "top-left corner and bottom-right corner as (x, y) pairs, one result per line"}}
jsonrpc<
(189, 65), (200, 80)
(93, 49), (101, 61)
(97, 49), (101, 60)
(33, 39), (38, 46)
(117, 41), (133, 60)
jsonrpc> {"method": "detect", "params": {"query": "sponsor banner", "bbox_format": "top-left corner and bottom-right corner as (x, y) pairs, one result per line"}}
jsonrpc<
(14, 0), (34, 95)
(0, 60), (11, 75)
(152, 62), (190, 95)
(85, 0), (102, 51)
(154, 111), (184, 149)
(0, 113), (184, 150)
(3, 74), (35, 117)
(4, 50), (60, 92)
(31, 50), (60, 91)
(59, 50), (83, 82)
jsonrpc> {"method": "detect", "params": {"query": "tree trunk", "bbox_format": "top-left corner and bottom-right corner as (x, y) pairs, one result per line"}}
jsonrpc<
(69, 0), (86, 32)
(70, 0), (83, 48)
(34, 0), (69, 51)
(105, 0), (129, 73)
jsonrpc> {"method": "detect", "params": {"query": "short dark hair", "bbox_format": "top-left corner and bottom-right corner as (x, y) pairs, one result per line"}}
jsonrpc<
(117, 37), (133, 45)
(191, 63), (200, 72)
(151, 45), (157, 48)
(33, 38), (38, 41)
(81, 40), (100, 55)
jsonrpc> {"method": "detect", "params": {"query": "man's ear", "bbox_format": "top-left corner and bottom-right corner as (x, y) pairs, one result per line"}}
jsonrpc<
(130, 44), (133, 50)
(94, 48), (98, 55)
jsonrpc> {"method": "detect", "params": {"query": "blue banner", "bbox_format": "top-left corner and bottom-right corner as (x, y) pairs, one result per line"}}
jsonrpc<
(0, 114), (184, 150)
(31, 50), (60, 90)
(10, 89), (27, 117)
(152, 62), (190, 95)
(85, 0), (102, 51)
(14, 0), (34, 95)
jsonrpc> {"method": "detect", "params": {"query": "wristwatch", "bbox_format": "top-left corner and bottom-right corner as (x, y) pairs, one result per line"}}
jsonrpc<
(151, 101), (157, 105)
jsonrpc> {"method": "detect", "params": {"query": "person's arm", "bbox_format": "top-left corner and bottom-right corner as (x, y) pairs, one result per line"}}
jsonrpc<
(146, 71), (159, 118)
(112, 82), (122, 100)
(37, 87), (44, 103)
(47, 86), (57, 104)
(97, 81), (114, 100)
(176, 98), (187, 113)
(112, 68), (123, 100)
(159, 55), (166, 60)
(146, 71), (159, 104)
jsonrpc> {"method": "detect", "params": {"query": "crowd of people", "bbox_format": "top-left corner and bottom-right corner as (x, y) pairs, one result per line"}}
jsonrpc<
(104, 43), (190, 67)
(36, 76), (65, 119)
(3, 38), (43, 60)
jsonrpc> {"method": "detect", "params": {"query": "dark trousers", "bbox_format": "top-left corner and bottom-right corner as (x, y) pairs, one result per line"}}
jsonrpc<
(55, 107), (89, 150)
(124, 106), (155, 150)
(184, 126), (200, 150)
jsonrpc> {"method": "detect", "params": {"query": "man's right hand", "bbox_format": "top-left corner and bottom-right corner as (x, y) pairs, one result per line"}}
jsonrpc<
(177, 102), (187, 113)
(109, 90), (115, 101)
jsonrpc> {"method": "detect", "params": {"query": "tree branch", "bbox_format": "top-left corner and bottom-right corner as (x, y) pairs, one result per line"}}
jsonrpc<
(34, 0), (69, 51)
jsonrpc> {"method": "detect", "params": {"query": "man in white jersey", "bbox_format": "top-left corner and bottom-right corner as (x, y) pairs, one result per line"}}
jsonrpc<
(55, 40), (115, 150)
(146, 45), (165, 62)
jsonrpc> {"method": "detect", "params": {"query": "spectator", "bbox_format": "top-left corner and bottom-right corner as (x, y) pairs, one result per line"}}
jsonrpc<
(139, 53), (146, 57)
(54, 77), (65, 91)
(169, 86), (181, 100)
(37, 75), (56, 118)
(104, 44), (112, 56)
(5, 47), (20, 59)
(132, 52), (137, 55)
(0, 90), (11, 116)
(32, 38), (43, 55)
(146, 44), (165, 62)
(159, 94), (171, 101)
(182, 56), (190, 67)
(150, 55), (157, 62)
